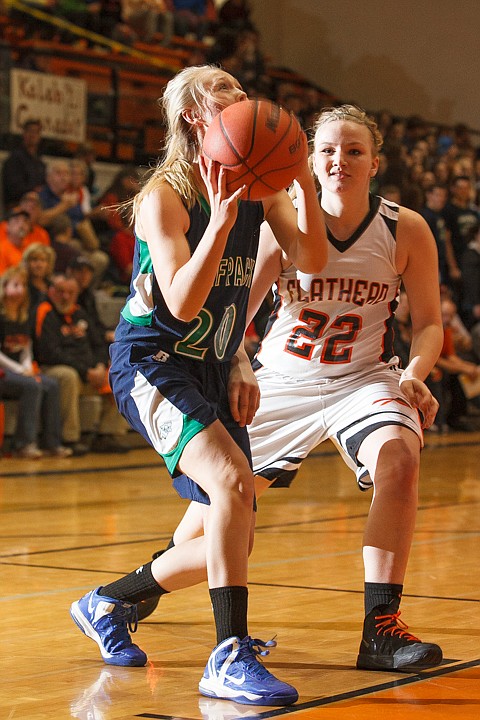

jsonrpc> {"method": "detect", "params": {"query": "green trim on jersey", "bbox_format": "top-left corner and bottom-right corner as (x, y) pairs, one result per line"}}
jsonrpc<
(198, 194), (210, 217)
(121, 235), (155, 326)
(121, 304), (153, 326)
(161, 414), (206, 474)
(135, 234), (154, 273)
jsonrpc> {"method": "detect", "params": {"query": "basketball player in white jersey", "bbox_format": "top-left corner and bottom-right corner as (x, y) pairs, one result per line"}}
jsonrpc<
(141, 105), (445, 674)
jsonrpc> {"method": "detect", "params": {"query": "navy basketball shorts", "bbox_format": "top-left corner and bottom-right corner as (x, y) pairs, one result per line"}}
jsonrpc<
(248, 364), (423, 491)
(109, 341), (252, 504)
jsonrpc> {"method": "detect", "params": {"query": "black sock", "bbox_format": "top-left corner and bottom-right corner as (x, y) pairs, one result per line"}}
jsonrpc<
(364, 582), (403, 615)
(100, 561), (168, 604)
(210, 586), (248, 645)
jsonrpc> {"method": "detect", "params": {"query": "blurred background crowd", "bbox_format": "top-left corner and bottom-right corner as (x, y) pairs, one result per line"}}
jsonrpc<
(1, 0), (480, 458)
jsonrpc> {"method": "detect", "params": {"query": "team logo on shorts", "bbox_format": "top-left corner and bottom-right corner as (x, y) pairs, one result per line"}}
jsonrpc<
(159, 422), (173, 439)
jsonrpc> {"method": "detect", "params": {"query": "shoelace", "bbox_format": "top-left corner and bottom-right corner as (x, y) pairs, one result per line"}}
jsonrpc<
(247, 637), (277, 657)
(236, 637), (278, 678)
(374, 610), (420, 642)
(106, 604), (140, 652)
(124, 603), (139, 634)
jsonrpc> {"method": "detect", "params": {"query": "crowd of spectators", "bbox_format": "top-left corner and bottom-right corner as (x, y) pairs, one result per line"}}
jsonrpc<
(0, 126), (140, 457)
(1, 1), (480, 456)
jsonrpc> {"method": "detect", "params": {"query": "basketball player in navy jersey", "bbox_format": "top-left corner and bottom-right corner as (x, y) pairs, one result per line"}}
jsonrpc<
(69, 65), (326, 706)
(142, 105), (445, 674)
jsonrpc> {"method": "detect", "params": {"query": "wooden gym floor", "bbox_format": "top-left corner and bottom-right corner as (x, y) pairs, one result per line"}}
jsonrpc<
(1, 430), (480, 719)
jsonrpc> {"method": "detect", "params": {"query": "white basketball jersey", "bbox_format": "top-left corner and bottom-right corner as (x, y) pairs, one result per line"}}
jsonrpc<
(256, 195), (402, 380)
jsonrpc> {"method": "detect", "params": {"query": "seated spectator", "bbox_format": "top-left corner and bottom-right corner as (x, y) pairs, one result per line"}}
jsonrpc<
(435, 296), (480, 431)
(48, 214), (83, 274)
(460, 222), (480, 330)
(172, 0), (210, 40)
(1, 118), (46, 211)
(420, 183), (457, 287)
(218, 27), (270, 97)
(401, 162), (424, 211)
(0, 265), (71, 459)
(443, 175), (479, 275)
(90, 165), (140, 244)
(120, 0), (174, 44)
(18, 191), (52, 247)
(0, 208), (33, 275)
(218, 0), (254, 31)
(34, 274), (130, 454)
(94, 0), (123, 38)
(66, 256), (115, 344)
(69, 159), (93, 217)
(22, 243), (57, 308)
(50, 0), (102, 43)
(38, 159), (87, 233)
(433, 159), (450, 186)
(378, 140), (409, 193)
(206, 24), (237, 64)
(451, 154), (476, 182)
(109, 228), (135, 286)
(74, 142), (99, 199)
(38, 160), (109, 284)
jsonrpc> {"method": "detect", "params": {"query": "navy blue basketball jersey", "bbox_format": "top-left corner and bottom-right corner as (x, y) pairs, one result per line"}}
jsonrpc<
(115, 196), (264, 363)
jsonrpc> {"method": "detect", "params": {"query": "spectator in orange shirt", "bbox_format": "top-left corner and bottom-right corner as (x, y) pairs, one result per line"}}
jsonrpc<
(0, 198), (52, 274)
(0, 208), (33, 275)
(18, 191), (51, 247)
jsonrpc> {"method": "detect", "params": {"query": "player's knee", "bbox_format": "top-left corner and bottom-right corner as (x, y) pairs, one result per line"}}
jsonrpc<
(211, 467), (255, 510)
(376, 439), (419, 493)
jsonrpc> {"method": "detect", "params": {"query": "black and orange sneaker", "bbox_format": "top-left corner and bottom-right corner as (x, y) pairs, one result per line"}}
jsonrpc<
(356, 598), (443, 672)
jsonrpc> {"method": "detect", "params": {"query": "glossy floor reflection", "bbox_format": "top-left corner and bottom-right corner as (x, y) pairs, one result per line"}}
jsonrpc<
(1, 432), (480, 719)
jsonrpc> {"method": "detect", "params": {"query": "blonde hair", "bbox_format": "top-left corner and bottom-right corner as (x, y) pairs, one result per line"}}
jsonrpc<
(133, 64), (229, 214)
(313, 104), (383, 156)
(0, 265), (30, 322)
(22, 242), (57, 276)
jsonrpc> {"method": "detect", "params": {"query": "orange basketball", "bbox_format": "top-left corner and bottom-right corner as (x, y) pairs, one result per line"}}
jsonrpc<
(202, 99), (306, 201)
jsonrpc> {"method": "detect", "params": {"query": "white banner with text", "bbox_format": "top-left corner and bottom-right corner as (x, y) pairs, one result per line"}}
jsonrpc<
(10, 68), (87, 143)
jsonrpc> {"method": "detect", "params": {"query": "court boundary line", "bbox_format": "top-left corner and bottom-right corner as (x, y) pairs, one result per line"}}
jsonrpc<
(135, 657), (480, 719)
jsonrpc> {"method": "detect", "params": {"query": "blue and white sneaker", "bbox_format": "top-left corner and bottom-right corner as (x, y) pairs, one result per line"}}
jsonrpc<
(70, 587), (147, 667)
(199, 636), (298, 706)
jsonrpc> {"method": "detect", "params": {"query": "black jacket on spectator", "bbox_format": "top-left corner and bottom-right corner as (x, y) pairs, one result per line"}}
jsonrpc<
(2, 146), (46, 209)
(34, 300), (109, 382)
(77, 286), (110, 348)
